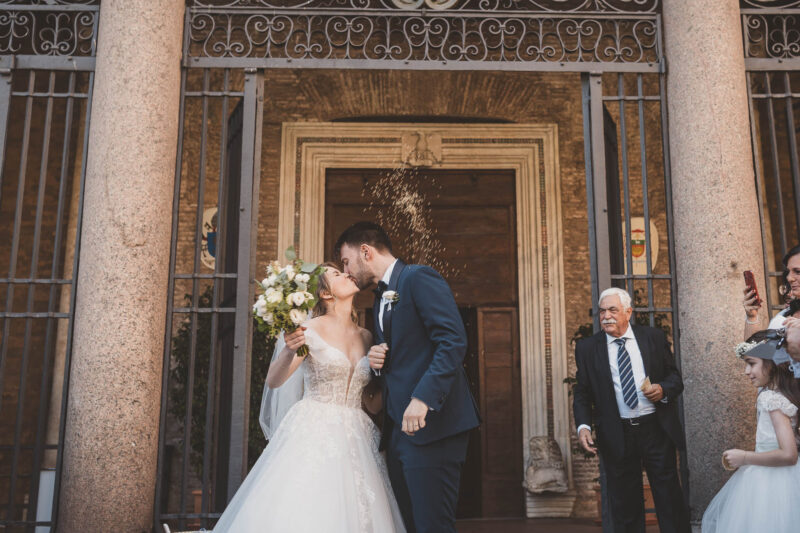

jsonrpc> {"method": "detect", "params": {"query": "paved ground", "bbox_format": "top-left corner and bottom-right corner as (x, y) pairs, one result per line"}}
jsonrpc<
(456, 518), (661, 532)
(171, 518), (661, 532)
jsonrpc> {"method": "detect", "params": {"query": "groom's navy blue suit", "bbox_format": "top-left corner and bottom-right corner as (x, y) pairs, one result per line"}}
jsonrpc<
(373, 259), (480, 533)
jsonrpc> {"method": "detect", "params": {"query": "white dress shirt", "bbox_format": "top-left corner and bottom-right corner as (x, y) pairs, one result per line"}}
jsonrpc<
(577, 324), (656, 435)
(377, 259), (398, 332)
(768, 308), (789, 329)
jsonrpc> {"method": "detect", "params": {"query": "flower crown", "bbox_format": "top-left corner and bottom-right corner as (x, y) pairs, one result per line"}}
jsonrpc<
(734, 341), (759, 359)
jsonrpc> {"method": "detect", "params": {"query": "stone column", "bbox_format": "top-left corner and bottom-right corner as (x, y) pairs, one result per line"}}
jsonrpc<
(58, 1), (184, 531)
(662, 0), (763, 522)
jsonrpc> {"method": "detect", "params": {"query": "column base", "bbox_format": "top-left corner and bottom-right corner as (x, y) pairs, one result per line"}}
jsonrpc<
(525, 490), (577, 518)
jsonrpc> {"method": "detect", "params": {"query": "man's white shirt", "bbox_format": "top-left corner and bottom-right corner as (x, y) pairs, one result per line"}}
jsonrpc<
(577, 324), (657, 435)
(377, 259), (398, 332)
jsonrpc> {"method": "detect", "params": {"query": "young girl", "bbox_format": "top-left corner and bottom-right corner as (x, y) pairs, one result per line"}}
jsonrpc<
(701, 340), (800, 532)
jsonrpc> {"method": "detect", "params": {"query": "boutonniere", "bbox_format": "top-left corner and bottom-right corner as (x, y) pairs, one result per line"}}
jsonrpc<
(383, 290), (399, 303)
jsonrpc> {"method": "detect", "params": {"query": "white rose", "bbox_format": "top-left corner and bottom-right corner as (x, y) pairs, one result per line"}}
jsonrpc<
(264, 312), (274, 325)
(295, 273), (310, 284)
(253, 298), (267, 317)
(289, 308), (307, 325)
(283, 265), (295, 281)
(262, 274), (277, 287)
(265, 288), (283, 304)
(286, 291), (306, 306)
(304, 291), (314, 303)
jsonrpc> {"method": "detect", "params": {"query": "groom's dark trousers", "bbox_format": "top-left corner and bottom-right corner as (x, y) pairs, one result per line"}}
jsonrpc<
(386, 422), (469, 533)
(373, 261), (480, 533)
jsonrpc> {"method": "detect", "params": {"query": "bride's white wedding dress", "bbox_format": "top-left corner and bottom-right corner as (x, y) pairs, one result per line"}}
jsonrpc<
(701, 389), (800, 532)
(212, 326), (406, 532)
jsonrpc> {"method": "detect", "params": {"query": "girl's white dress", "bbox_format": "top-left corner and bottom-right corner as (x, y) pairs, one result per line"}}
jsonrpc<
(212, 326), (406, 532)
(701, 389), (800, 532)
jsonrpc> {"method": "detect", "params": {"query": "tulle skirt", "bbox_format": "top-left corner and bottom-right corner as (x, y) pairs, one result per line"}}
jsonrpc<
(701, 461), (800, 533)
(212, 398), (406, 533)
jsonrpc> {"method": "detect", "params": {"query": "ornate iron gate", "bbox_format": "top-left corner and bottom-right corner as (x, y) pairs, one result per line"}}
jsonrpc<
(0, 1), (98, 531)
(157, 0), (682, 529)
(742, 1), (800, 317)
(154, 68), (264, 530)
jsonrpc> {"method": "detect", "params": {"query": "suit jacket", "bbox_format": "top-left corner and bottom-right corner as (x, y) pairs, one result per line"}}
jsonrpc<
(373, 260), (480, 446)
(572, 325), (686, 463)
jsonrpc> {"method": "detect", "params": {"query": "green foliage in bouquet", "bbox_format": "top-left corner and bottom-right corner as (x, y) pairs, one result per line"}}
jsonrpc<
(252, 247), (326, 358)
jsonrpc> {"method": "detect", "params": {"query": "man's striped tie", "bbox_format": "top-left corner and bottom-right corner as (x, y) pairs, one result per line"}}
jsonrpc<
(614, 338), (639, 409)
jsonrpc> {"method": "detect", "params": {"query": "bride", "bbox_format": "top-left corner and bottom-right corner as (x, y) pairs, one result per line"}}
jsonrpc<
(212, 264), (406, 532)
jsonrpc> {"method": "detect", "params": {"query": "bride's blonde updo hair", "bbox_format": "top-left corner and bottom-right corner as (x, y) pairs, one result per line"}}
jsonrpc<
(312, 262), (358, 323)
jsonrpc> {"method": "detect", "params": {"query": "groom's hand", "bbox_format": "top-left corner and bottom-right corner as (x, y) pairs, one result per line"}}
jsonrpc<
(368, 343), (388, 370)
(402, 398), (429, 436)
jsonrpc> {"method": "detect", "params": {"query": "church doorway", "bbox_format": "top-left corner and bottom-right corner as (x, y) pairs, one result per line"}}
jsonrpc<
(324, 167), (524, 518)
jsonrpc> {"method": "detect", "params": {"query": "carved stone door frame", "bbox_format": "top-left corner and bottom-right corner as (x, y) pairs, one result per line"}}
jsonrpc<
(277, 122), (571, 515)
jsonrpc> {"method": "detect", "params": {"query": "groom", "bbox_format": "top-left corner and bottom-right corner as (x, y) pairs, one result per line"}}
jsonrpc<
(335, 221), (480, 533)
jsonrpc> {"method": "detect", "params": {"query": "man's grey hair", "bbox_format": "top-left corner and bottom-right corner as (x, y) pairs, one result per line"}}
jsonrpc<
(598, 287), (632, 310)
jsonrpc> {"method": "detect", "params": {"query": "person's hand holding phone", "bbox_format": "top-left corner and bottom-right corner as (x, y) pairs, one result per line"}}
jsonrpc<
(743, 270), (761, 321)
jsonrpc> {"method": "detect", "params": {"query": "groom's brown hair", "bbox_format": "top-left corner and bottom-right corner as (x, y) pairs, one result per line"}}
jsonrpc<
(334, 221), (393, 259)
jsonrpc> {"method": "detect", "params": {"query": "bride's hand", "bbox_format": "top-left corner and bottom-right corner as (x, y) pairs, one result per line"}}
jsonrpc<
(368, 343), (388, 370)
(284, 327), (307, 353)
(722, 448), (747, 469)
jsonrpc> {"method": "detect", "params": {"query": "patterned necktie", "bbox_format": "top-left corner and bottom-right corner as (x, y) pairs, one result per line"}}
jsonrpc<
(614, 338), (639, 410)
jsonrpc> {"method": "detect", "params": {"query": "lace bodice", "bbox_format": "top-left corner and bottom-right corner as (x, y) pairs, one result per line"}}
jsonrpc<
(755, 389), (799, 453)
(302, 327), (372, 409)
(219, 326), (405, 533)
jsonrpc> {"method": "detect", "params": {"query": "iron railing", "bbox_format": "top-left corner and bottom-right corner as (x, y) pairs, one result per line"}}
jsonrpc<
(742, 2), (800, 318)
(0, 2), (97, 530)
(581, 71), (686, 507)
(154, 67), (265, 532)
(0, 1), (98, 71)
(746, 70), (800, 317)
(184, 0), (664, 71)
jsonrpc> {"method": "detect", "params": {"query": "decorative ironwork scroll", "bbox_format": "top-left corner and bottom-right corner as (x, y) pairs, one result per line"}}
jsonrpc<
(185, 5), (662, 68)
(742, 4), (800, 61)
(741, 1), (800, 8)
(0, 2), (99, 57)
(0, 1), (98, 4)
(189, 0), (659, 11)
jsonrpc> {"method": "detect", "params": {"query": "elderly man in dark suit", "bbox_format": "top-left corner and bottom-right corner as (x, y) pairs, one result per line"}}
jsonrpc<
(573, 287), (690, 533)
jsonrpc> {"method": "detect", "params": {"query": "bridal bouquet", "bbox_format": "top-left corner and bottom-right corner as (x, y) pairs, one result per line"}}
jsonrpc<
(252, 247), (324, 357)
